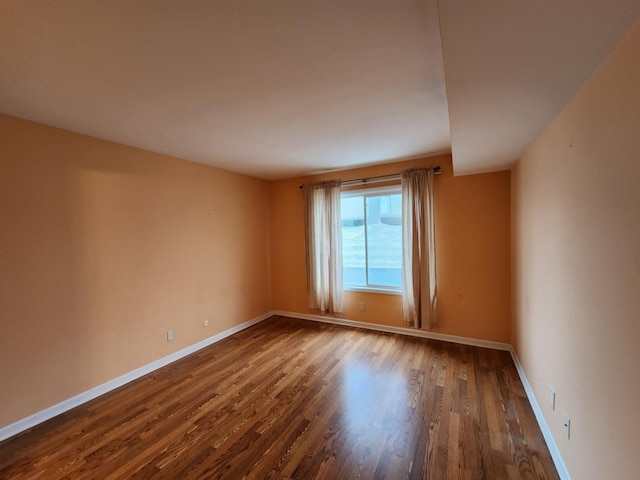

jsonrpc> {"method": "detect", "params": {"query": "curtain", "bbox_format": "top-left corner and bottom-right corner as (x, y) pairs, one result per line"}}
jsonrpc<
(401, 167), (438, 329)
(302, 180), (343, 315)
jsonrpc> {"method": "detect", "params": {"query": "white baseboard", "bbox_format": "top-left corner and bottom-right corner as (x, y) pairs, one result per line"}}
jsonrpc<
(275, 309), (570, 479)
(1, 308), (570, 480)
(509, 348), (571, 480)
(274, 310), (511, 351)
(0, 311), (274, 443)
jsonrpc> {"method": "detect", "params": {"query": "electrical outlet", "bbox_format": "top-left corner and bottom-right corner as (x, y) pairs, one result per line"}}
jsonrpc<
(167, 329), (174, 342)
(563, 414), (571, 439)
(549, 387), (556, 410)
(359, 302), (365, 311)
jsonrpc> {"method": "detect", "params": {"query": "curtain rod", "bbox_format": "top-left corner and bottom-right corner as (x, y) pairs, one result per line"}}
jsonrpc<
(299, 165), (441, 189)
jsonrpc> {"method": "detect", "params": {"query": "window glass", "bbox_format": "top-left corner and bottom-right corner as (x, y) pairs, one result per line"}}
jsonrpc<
(341, 187), (402, 292)
(341, 195), (366, 286)
(366, 194), (402, 288)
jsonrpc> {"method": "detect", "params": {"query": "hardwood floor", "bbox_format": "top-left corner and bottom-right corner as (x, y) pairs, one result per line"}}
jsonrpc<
(0, 316), (559, 479)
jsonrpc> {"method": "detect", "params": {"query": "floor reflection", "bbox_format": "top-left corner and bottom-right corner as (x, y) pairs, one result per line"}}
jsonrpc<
(341, 360), (408, 450)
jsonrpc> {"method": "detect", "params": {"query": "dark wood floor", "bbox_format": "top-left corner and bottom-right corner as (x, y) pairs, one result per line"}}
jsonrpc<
(0, 316), (558, 479)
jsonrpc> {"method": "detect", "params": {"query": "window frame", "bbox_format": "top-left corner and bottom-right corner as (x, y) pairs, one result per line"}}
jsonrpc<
(340, 184), (402, 295)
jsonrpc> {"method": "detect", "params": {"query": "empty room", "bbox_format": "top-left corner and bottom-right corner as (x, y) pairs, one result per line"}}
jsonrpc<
(1, 1), (639, 479)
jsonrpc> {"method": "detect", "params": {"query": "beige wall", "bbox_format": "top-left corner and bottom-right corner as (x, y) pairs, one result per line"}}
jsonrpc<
(270, 155), (512, 342)
(0, 114), (272, 428)
(511, 20), (640, 480)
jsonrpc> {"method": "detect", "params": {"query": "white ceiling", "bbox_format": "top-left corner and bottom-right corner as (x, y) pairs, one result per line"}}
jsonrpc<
(1, 1), (639, 179)
(0, 0), (449, 180)
(439, 0), (640, 176)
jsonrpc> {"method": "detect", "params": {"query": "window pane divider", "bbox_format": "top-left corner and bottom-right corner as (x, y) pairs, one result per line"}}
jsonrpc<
(363, 195), (369, 287)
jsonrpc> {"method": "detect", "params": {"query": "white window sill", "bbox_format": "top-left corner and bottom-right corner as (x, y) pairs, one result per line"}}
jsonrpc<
(344, 286), (402, 296)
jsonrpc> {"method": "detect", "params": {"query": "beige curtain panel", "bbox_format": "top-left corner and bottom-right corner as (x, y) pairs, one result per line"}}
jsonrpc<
(401, 167), (438, 329)
(302, 180), (344, 315)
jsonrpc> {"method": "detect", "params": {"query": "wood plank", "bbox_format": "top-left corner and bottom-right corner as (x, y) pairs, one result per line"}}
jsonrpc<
(0, 316), (559, 479)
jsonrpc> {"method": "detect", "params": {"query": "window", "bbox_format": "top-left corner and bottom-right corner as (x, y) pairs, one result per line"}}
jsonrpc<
(341, 186), (402, 293)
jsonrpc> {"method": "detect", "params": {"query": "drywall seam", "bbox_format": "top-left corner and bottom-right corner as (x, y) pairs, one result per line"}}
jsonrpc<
(0, 311), (275, 442)
(274, 310), (511, 351)
(509, 347), (571, 480)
